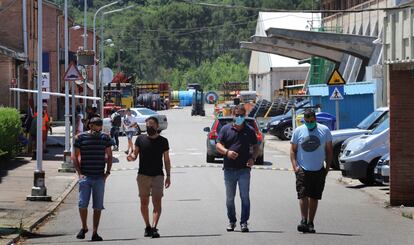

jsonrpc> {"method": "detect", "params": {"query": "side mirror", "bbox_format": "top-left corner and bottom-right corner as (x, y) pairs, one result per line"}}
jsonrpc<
(203, 127), (210, 132)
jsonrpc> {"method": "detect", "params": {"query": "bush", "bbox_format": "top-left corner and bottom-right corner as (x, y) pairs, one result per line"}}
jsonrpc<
(0, 107), (22, 160)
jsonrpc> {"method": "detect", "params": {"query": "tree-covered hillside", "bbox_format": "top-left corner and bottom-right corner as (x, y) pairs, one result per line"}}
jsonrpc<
(53, 0), (319, 89)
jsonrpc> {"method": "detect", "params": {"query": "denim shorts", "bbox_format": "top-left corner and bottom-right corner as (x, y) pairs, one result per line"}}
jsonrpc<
(126, 131), (135, 139)
(78, 176), (105, 210)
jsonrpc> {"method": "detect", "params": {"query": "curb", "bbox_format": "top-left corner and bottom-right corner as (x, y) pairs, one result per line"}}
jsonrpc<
(7, 176), (78, 245)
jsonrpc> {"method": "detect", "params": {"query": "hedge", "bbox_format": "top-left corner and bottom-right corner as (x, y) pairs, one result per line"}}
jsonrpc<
(0, 107), (22, 160)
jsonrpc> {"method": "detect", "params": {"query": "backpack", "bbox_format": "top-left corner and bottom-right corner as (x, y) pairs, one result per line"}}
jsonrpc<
(112, 113), (122, 127)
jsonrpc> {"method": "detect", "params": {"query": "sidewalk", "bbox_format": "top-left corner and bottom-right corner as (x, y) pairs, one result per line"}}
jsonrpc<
(0, 127), (77, 245)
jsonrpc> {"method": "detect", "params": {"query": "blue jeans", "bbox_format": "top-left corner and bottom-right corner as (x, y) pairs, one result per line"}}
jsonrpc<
(224, 168), (251, 224)
(78, 176), (105, 210)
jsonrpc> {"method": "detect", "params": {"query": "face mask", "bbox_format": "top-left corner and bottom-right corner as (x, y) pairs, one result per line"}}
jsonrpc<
(147, 127), (157, 136)
(234, 116), (245, 126)
(305, 121), (317, 130)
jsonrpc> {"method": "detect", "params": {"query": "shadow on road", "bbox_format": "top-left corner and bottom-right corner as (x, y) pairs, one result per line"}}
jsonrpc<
(237, 230), (284, 234)
(160, 234), (222, 238)
(0, 157), (30, 183)
(314, 232), (361, 237)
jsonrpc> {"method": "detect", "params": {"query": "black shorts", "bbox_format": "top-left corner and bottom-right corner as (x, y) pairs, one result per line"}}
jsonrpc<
(295, 167), (326, 200)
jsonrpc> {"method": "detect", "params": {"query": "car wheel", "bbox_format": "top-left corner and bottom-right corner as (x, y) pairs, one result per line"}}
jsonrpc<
(206, 154), (215, 163)
(332, 145), (341, 170)
(255, 155), (264, 165)
(358, 158), (380, 186)
(279, 125), (293, 140)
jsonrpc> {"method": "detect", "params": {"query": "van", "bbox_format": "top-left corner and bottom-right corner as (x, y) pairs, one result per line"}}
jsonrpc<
(339, 117), (389, 185)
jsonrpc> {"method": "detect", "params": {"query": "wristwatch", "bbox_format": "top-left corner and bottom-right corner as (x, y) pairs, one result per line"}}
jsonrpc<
(105, 171), (111, 175)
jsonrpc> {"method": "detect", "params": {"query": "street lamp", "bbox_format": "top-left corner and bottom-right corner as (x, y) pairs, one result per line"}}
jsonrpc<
(99, 5), (135, 116)
(92, 1), (120, 108)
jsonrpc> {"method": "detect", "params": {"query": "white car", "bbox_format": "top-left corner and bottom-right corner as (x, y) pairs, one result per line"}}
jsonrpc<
(117, 108), (168, 133)
(339, 117), (389, 185)
(375, 153), (390, 185)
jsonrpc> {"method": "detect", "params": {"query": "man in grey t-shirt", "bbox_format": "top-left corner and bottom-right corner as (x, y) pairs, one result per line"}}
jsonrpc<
(290, 108), (333, 233)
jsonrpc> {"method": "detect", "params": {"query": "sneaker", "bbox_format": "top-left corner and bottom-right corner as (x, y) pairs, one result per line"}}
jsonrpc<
(124, 150), (129, 155)
(91, 233), (103, 241)
(226, 222), (236, 232)
(307, 222), (316, 233)
(144, 226), (153, 237)
(297, 219), (308, 233)
(113, 146), (119, 151)
(76, 229), (88, 239)
(151, 228), (160, 238)
(241, 223), (249, 233)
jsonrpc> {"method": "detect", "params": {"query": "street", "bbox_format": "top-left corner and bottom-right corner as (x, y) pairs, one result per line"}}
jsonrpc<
(23, 106), (414, 245)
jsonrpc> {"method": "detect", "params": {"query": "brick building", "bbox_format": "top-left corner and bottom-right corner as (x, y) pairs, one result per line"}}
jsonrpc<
(0, 0), (98, 121)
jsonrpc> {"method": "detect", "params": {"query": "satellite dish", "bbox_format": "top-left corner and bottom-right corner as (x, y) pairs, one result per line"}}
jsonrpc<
(101, 68), (114, 85)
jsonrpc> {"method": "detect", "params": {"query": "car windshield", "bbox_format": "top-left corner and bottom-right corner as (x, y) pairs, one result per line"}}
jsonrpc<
(371, 117), (389, 135)
(357, 110), (388, 129)
(136, 108), (156, 115)
(216, 118), (257, 133)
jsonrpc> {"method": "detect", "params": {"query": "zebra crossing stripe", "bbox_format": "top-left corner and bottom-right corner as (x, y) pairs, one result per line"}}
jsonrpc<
(111, 165), (293, 172)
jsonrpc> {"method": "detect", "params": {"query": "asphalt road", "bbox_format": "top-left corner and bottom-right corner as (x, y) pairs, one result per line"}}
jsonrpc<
(23, 105), (414, 245)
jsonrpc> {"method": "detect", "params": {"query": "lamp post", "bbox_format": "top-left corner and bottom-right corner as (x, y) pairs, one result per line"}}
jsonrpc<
(99, 5), (135, 116)
(27, 0), (51, 201)
(92, 1), (119, 108)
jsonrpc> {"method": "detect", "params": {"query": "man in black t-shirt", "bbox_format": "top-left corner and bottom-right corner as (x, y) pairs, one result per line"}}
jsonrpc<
(216, 105), (260, 233)
(127, 116), (171, 238)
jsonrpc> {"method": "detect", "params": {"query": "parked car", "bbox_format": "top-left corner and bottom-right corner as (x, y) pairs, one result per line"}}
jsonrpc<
(330, 107), (389, 169)
(339, 117), (389, 185)
(203, 117), (265, 164)
(375, 153), (390, 185)
(104, 108), (168, 135)
(266, 108), (335, 141)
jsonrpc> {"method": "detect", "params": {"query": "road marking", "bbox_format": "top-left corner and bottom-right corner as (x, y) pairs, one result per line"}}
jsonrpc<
(111, 165), (293, 172)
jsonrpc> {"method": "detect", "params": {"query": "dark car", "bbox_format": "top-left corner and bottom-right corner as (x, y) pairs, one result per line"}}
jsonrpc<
(203, 117), (265, 164)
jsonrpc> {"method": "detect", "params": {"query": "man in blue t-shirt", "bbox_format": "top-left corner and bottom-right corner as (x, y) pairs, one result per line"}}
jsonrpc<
(216, 105), (259, 233)
(290, 108), (333, 234)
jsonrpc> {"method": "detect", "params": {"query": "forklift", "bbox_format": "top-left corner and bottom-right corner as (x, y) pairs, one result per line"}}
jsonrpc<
(189, 83), (205, 116)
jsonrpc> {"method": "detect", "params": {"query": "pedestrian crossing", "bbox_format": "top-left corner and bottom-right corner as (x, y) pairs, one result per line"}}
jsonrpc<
(111, 164), (293, 172)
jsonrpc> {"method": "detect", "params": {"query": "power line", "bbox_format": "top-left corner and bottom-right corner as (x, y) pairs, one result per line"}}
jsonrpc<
(176, 0), (412, 13)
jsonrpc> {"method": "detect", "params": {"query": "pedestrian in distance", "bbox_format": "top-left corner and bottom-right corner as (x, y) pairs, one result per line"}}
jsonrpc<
(75, 105), (84, 135)
(127, 116), (171, 238)
(73, 117), (113, 241)
(110, 108), (122, 151)
(216, 104), (260, 232)
(123, 108), (139, 155)
(290, 108), (333, 233)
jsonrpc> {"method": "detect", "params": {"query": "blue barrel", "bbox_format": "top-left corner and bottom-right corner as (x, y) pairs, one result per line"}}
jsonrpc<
(178, 91), (194, 106)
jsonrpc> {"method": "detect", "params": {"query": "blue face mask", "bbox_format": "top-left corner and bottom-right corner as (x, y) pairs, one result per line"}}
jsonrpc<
(305, 121), (317, 130)
(234, 116), (245, 126)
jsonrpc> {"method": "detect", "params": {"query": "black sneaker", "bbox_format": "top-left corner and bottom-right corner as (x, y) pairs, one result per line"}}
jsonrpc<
(226, 222), (236, 232)
(297, 219), (308, 233)
(91, 233), (103, 241)
(151, 228), (160, 238)
(144, 226), (153, 237)
(307, 222), (316, 233)
(76, 229), (88, 239)
(241, 223), (249, 232)
(124, 150), (129, 155)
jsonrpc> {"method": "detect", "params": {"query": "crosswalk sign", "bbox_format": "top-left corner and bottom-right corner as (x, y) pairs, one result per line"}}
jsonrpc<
(329, 86), (344, 100)
(327, 69), (346, 86)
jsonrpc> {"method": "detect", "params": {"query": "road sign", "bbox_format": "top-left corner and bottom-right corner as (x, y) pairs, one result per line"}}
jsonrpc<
(329, 85), (344, 100)
(63, 63), (83, 81)
(327, 69), (346, 86)
(41, 73), (50, 99)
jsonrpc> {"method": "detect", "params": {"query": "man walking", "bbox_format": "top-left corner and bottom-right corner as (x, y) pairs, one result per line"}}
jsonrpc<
(290, 108), (333, 233)
(110, 108), (122, 151)
(127, 116), (171, 238)
(123, 108), (138, 155)
(216, 105), (259, 232)
(73, 117), (113, 241)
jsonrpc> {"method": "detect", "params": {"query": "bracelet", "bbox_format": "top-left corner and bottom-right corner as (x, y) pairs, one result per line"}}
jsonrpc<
(225, 150), (229, 157)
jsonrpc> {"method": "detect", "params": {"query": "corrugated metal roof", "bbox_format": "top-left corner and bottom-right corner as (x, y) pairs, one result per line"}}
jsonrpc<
(0, 44), (26, 61)
(308, 82), (376, 96)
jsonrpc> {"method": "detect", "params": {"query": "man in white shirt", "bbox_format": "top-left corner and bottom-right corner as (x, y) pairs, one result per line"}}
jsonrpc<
(123, 108), (138, 154)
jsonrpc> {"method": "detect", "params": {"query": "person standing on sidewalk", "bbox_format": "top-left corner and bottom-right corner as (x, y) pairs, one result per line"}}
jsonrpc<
(127, 116), (171, 238)
(290, 108), (333, 233)
(216, 105), (259, 233)
(110, 108), (121, 151)
(73, 117), (113, 241)
(123, 108), (138, 155)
